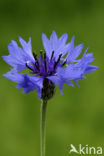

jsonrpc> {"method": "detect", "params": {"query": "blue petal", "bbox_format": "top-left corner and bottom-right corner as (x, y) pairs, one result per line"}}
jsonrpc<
(48, 63), (86, 91)
(84, 65), (98, 74)
(75, 50), (95, 71)
(63, 79), (74, 87)
(57, 64), (84, 80)
(72, 43), (84, 59)
(65, 49), (98, 83)
(3, 69), (43, 99)
(48, 48), (98, 92)
(47, 75), (63, 94)
(67, 36), (84, 62)
(50, 30), (58, 49)
(3, 69), (24, 82)
(55, 42), (71, 59)
(42, 30), (70, 60)
(19, 37), (34, 59)
(74, 76), (86, 87)
(47, 64), (83, 93)
(42, 33), (51, 57)
(2, 38), (34, 71)
(58, 33), (68, 47)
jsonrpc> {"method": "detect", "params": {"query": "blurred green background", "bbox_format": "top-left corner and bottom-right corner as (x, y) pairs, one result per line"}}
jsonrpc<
(0, 0), (103, 156)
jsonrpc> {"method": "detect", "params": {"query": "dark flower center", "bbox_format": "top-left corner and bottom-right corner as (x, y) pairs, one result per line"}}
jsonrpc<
(26, 50), (67, 77)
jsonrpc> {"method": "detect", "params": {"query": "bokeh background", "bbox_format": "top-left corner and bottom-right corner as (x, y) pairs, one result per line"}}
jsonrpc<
(0, 0), (103, 156)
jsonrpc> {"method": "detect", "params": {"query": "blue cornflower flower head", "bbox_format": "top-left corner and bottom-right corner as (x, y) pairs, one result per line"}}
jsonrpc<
(2, 31), (98, 100)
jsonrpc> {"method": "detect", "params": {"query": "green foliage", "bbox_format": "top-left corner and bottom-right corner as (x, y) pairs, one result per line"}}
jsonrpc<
(0, 0), (103, 156)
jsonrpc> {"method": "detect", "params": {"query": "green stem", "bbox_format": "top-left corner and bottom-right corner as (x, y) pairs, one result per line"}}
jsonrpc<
(40, 100), (47, 156)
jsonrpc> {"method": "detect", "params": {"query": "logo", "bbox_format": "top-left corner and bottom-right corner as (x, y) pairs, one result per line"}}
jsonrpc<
(69, 144), (103, 155)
